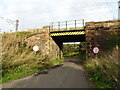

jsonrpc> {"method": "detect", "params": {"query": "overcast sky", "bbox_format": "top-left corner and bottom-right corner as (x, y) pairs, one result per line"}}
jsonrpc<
(0, 0), (119, 33)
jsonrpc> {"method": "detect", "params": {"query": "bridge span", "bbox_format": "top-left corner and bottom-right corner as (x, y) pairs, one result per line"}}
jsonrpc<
(27, 19), (119, 60)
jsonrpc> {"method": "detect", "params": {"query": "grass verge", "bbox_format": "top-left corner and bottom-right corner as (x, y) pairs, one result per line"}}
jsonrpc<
(1, 59), (64, 83)
(84, 48), (119, 88)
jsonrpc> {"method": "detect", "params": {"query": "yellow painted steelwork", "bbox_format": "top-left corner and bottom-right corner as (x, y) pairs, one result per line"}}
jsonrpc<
(50, 31), (85, 36)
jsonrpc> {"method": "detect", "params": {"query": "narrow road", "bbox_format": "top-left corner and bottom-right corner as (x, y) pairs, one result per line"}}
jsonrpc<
(2, 59), (90, 88)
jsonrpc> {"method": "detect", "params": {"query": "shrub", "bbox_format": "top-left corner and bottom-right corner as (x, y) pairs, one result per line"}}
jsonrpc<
(84, 48), (119, 88)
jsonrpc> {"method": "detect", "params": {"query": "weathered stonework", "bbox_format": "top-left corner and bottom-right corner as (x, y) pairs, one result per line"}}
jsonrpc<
(25, 26), (63, 61)
(86, 20), (120, 59)
(25, 20), (119, 60)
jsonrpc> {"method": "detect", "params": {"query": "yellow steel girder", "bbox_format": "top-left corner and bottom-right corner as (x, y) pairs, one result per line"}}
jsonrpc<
(50, 31), (85, 36)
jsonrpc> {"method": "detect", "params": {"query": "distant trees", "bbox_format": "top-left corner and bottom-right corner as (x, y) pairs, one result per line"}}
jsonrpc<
(63, 42), (86, 57)
(63, 44), (75, 56)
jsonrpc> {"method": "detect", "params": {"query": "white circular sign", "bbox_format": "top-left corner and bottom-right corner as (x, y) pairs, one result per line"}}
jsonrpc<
(33, 46), (39, 52)
(93, 46), (100, 54)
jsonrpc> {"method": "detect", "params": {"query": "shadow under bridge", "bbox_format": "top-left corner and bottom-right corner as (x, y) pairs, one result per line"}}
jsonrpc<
(50, 19), (86, 51)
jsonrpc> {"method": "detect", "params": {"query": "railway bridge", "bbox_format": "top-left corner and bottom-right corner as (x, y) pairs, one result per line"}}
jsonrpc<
(27, 19), (119, 60)
(49, 19), (85, 59)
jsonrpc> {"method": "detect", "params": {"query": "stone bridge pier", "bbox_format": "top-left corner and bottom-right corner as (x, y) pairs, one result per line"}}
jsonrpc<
(26, 26), (63, 61)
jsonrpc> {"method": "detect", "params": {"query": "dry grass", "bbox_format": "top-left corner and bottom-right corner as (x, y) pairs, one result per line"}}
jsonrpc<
(84, 47), (119, 88)
(2, 32), (35, 69)
(1, 31), (64, 83)
(1, 32), (52, 83)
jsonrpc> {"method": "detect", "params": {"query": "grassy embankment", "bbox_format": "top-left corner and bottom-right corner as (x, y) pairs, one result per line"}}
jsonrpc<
(1, 32), (64, 83)
(84, 32), (119, 88)
(84, 48), (119, 88)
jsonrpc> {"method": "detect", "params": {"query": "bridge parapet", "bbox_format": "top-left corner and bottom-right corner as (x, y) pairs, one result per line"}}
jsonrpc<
(85, 20), (120, 59)
(50, 19), (85, 32)
(86, 20), (120, 30)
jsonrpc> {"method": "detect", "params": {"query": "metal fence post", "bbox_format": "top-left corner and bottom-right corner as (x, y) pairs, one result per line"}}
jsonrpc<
(52, 22), (53, 31)
(82, 19), (84, 29)
(58, 22), (60, 30)
(66, 21), (67, 30)
(75, 20), (76, 29)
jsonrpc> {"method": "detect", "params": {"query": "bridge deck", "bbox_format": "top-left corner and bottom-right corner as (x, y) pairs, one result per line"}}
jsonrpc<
(50, 29), (85, 36)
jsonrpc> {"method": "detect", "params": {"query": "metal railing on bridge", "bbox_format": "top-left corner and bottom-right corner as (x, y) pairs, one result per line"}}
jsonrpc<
(50, 19), (85, 32)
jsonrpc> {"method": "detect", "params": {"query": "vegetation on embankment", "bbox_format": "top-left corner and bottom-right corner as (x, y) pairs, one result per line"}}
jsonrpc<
(84, 48), (119, 88)
(1, 32), (64, 83)
(84, 31), (119, 88)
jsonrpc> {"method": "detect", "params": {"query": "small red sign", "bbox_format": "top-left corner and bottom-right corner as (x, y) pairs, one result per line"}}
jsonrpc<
(93, 46), (100, 54)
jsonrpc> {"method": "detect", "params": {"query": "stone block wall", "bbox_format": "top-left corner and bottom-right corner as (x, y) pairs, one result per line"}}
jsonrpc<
(86, 20), (120, 59)
(25, 26), (63, 61)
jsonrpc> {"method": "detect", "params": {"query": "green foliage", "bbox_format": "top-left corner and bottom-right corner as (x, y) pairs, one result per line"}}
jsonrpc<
(63, 44), (76, 56)
(1, 58), (64, 83)
(84, 48), (119, 88)
(14, 31), (34, 37)
(79, 53), (86, 60)
(84, 30), (119, 88)
(63, 42), (86, 60)
(95, 30), (118, 51)
(95, 81), (112, 88)
(51, 59), (64, 65)
(107, 34), (117, 49)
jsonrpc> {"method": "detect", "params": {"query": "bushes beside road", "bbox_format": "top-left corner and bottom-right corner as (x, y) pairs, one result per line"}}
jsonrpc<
(84, 48), (119, 88)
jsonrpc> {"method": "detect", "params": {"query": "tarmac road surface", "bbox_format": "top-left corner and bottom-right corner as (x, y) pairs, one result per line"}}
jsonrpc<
(2, 59), (90, 88)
